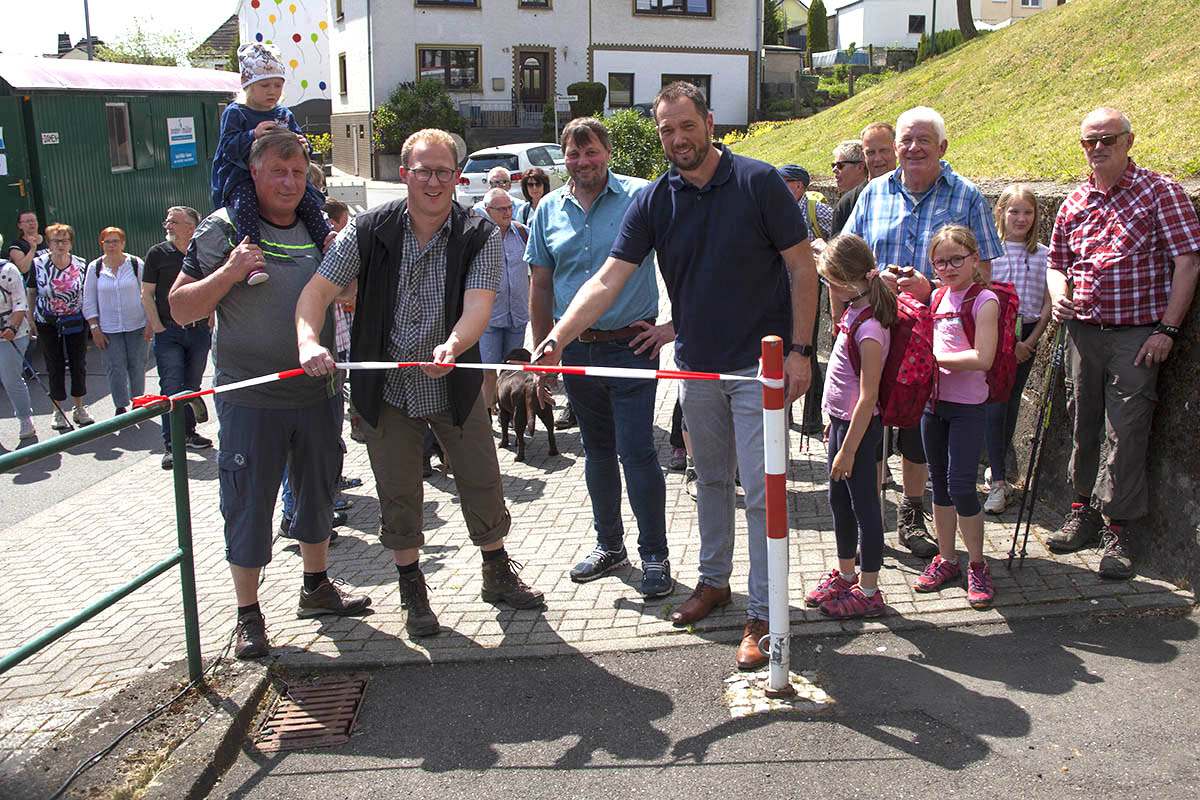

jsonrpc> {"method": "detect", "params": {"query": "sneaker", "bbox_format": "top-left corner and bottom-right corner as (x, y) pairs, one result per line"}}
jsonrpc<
(297, 579), (372, 618)
(570, 547), (629, 582)
(72, 405), (94, 426)
(983, 466), (992, 494)
(51, 409), (71, 431)
(685, 461), (698, 501)
(161, 451), (173, 470)
(481, 555), (545, 608)
(554, 403), (577, 430)
(234, 612), (269, 659)
(337, 476), (363, 490)
(331, 510), (348, 527)
(186, 433), (213, 449)
(333, 497), (353, 512)
(1047, 504), (1104, 553)
(983, 483), (1011, 514)
(667, 447), (688, 472)
(640, 556), (675, 598)
(18, 418), (36, 439)
(913, 554), (962, 593)
(820, 585), (886, 619)
(898, 501), (938, 558)
(397, 569), (440, 636)
(966, 561), (995, 609)
(805, 569), (855, 608)
(1098, 527), (1135, 580)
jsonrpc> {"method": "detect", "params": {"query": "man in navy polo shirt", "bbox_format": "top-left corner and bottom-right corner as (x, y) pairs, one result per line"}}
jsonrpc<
(525, 117), (674, 600)
(533, 83), (818, 671)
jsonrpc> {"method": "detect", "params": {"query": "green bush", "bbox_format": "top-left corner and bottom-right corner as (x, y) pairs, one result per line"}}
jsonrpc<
(853, 69), (898, 92)
(807, 0), (829, 53)
(767, 98), (795, 114)
(917, 29), (965, 63)
(833, 64), (848, 82)
(603, 109), (668, 181)
(567, 81), (607, 119)
(370, 79), (464, 154)
(542, 102), (559, 143)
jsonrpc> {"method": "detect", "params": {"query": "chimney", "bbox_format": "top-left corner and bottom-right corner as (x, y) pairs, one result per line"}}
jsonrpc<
(58, 33), (72, 54)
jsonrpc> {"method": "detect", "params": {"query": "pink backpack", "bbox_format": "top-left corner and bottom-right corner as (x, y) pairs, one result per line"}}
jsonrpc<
(931, 282), (1019, 403)
(842, 292), (936, 428)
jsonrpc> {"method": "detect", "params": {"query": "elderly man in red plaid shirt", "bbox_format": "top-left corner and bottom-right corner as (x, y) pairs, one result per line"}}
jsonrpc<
(1045, 107), (1200, 579)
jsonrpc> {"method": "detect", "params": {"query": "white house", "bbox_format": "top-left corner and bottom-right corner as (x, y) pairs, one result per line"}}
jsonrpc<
(827, 0), (983, 50)
(327, 0), (760, 178)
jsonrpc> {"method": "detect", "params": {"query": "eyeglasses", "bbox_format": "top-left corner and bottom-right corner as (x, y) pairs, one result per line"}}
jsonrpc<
(48, 238), (71, 244)
(831, 160), (864, 170)
(487, 205), (514, 215)
(408, 167), (456, 183)
(488, 179), (512, 187)
(1080, 132), (1129, 150)
(102, 239), (123, 246)
(931, 255), (970, 270)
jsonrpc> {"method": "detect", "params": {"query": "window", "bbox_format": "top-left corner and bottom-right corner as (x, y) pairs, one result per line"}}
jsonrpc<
(338, 53), (348, 95)
(105, 102), (133, 171)
(1020, 0), (1042, 6)
(608, 73), (634, 108)
(661, 74), (711, 105)
(519, 0), (551, 7)
(417, 47), (481, 90)
(526, 146), (555, 166)
(416, 0), (479, 7)
(635, 0), (712, 17)
(908, 15), (926, 34)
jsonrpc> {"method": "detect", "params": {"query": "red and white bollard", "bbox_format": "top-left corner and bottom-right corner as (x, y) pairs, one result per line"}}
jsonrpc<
(760, 336), (796, 697)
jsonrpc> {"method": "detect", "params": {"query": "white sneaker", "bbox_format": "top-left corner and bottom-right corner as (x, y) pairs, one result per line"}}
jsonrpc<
(51, 409), (71, 431)
(18, 417), (36, 439)
(73, 405), (95, 426)
(984, 483), (1010, 514)
(983, 466), (993, 493)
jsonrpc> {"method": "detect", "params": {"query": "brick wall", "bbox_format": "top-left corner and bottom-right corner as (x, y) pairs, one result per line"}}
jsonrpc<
(331, 112), (373, 179)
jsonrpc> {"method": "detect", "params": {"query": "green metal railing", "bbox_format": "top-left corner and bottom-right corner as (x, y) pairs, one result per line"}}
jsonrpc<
(0, 400), (202, 681)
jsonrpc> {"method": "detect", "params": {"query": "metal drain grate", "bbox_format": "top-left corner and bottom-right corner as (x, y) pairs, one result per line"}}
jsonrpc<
(256, 672), (369, 752)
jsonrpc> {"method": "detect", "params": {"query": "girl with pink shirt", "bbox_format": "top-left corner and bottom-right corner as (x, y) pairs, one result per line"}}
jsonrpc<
(916, 225), (1000, 609)
(805, 235), (895, 619)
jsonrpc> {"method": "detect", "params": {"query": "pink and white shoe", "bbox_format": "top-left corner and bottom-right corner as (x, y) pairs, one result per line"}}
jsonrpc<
(913, 554), (961, 593)
(820, 585), (886, 619)
(805, 569), (855, 608)
(966, 561), (995, 609)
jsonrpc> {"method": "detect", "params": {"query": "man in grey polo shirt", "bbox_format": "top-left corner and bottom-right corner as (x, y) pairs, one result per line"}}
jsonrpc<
(170, 131), (370, 660)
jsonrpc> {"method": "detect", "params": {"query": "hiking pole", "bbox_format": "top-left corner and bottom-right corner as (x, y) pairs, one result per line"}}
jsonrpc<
(1006, 325), (1066, 568)
(8, 339), (74, 431)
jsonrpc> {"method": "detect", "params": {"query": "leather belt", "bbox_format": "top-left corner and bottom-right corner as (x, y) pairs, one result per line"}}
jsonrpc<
(175, 320), (207, 330)
(576, 319), (654, 343)
(1094, 321), (1156, 331)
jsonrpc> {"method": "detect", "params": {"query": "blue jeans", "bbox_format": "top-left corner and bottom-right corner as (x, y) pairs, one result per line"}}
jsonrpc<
(0, 335), (33, 419)
(479, 323), (527, 365)
(983, 350), (1036, 483)
(153, 325), (211, 445)
(828, 415), (885, 573)
(562, 337), (667, 560)
(101, 330), (150, 410)
(922, 401), (986, 517)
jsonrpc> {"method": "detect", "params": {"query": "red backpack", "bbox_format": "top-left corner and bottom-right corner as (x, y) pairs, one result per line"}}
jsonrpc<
(842, 292), (936, 428)
(930, 282), (1019, 403)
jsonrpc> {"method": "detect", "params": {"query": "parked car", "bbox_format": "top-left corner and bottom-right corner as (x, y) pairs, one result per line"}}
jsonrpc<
(455, 142), (565, 206)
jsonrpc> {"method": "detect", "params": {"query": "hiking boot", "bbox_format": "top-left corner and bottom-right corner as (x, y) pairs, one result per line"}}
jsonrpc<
(397, 569), (440, 637)
(554, 403), (577, 430)
(805, 569), (855, 608)
(570, 547), (629, 583)
(51, 409), (71, 431)
(1047, 504), (1104, 553)
(898, 501), (938, 558)
(966, 561), (995, 609)
(1098, 527), (1135, 580)
(235, 612), (269, 659)
(481, 555), (545, 608)
(913, 554), (962, 593)
(640, 556), (675, 598)
(186, 433), (213, 449)
(161, 450), (173, 470)
(297, 579), (372, 618)
(667, 447), (688, 472)
(72, 405), (94, 426)
(820, 585), (886, 619)
(18, 418), (36, 439)
(983, 483), (1011, 514)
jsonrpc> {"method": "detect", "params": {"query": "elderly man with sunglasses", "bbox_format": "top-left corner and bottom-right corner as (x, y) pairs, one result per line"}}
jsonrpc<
(1045, 107), (1200, 580)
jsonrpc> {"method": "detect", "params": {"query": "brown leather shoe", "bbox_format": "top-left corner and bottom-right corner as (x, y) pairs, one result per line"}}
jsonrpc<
(736, 617), (770, 671)
(670, 582), (732, 626)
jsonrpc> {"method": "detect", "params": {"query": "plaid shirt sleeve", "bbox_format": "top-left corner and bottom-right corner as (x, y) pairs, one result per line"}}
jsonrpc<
(317, 221), (362, 288)
(465, 225), (502, 294)
(1156, 179), (1200, 258)
(1046, 195), (1078, 275)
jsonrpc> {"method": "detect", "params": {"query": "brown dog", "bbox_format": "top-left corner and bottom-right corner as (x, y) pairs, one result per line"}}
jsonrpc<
(496, 348), (558, 462)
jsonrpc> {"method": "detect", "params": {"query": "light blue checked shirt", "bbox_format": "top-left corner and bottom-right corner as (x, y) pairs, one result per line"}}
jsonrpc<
(847, 161), (1003, 279)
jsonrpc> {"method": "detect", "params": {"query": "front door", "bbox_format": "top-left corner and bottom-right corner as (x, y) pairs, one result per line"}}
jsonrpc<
(0, 97), (36, 231)
(518, 51), (549, 106)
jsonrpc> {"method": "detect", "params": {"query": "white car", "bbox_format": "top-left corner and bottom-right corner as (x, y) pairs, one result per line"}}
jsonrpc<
(455, 142), (566, 206)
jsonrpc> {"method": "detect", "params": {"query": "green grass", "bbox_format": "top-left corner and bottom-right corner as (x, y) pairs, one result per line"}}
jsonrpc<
(731, 0), (1200, 181)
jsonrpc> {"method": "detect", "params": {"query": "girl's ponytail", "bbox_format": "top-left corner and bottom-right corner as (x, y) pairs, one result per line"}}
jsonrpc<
(867, 269), (899, 329)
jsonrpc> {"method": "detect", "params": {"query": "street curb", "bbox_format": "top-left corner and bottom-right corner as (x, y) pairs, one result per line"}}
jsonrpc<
(141, 663), (271, 800)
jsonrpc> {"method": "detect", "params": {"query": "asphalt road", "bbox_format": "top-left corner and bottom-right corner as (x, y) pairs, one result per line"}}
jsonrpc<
(210, 611), (1200, 799)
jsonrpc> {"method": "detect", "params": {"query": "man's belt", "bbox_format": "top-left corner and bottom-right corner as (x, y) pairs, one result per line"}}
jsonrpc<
(1092, 321), (1157, 331)
(577, 319), (654, 343)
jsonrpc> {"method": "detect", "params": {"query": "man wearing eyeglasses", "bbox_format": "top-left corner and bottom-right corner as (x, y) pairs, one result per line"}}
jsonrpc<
(829, 140), (868, 236)
(1044, 107), (1200, 580)
(472, 167), (516, 217)
(478, 187), (532, 407)
(296, 128), (545, 640)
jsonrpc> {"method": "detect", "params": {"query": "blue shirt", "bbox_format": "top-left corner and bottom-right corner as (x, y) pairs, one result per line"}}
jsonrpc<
(211, 102), (303, 209)
(847, 161), (1004, 279)
(524, 170), (657, 330)
(491, 222), (532, 329)
(610, 144), (807, 373)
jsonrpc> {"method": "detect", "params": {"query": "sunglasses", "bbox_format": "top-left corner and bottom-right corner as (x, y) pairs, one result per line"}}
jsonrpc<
(488, 180), (511, 187)
(1080, 132), (1129, 150)
(831, 160), (864, 170)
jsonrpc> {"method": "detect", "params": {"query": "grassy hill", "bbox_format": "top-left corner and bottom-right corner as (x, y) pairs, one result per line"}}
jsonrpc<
(731, 0), (1200, 182)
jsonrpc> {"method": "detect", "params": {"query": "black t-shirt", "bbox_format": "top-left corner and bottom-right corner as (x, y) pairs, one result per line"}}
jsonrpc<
(831, 181), (867, 237)
(9, 239), (49, 288)
(143, 240), (186, 327)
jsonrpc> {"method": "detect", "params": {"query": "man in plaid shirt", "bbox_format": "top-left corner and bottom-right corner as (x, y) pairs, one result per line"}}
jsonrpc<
(1046, 107), (1200, 579)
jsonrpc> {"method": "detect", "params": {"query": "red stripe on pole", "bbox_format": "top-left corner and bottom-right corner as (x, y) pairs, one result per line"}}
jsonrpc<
(765, 472), (788, 540)
(277, 368), (305, 380)
(760, 336), (785, 410)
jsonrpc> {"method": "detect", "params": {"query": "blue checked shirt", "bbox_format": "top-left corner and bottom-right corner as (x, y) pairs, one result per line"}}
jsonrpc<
(847, 161), (1003, 279)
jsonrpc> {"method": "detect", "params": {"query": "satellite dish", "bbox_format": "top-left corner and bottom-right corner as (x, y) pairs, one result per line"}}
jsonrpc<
(449, 132), (468, 165)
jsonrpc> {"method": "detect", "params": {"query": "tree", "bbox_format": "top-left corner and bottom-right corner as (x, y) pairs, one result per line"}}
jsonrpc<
(764, 0), (784, 46)
(807, 1), (829, 54)
(96, 17), (198, 66)
(603, 110), (668, 182)
(957, 0), (978, 41)
(371, 79), (465, 154)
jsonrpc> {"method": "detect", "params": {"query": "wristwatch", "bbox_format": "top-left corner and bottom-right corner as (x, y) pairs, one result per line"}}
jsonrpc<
(1153, 323), (1181, 340)
(794, 343), (815, 357)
